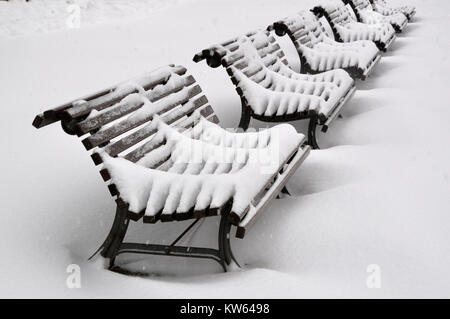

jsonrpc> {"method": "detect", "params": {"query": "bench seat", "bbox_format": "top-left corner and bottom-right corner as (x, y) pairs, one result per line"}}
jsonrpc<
(269, 10), (380, 79)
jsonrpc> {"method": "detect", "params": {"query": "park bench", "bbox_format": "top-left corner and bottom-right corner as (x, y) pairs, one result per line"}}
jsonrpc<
(369, 0), (416, 21)
(268, 10), (381, 79)
(32, 65), (310, 272)
(193, 30), (356, 149)
(342, 0), (407, 33)
(311, 2), (396, 51)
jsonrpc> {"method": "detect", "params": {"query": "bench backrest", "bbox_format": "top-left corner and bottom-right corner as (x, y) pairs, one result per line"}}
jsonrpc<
(345, 0), (372, 11)
(193, 29), (296, 91)
(342, 0), (373, 22)
(193, 29), (289, 70)
(312, 2), (359, 42)
(312, 2), (355, 27)
(193, 30), (299, 114)
(269, 10), (330, 49)
(33, 65), (218, 194)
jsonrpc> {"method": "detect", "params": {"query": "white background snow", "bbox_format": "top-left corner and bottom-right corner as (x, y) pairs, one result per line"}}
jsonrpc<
(1, 0), (449, 298)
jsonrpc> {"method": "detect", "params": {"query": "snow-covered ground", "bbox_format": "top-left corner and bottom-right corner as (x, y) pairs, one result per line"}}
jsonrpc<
(0, 0), (186, 37)
(1, 0), (450, 298)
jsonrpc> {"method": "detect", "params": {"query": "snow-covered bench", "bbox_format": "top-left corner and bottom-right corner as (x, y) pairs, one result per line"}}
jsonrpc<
(32, 65), (310, 272)
(369, 0), (416, 21)
(193, 30), (356, 149)
(342, 0), (407, 33)
(268, 10), (381, 79)
(312, 2), (396, 51)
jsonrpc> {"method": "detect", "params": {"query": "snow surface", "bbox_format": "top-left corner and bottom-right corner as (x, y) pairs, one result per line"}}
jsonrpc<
(0, 0), (186, 38)
(1, 0), (450, 298)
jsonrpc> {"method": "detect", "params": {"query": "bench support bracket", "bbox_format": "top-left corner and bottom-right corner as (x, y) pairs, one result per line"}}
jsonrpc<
(92, 204), (239, 273)
(308, 115), (320, 149)
(238, 99), (252, 131)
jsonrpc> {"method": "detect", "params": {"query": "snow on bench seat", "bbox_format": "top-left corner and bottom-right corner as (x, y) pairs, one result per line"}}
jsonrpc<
(312, 1), (396, 51)
(102, 118), (308, 232)
(343, 0), (407, 33)
(268, 10), (380, 79)
(190, 116), (272, 148)
(370, 0), (416, 21)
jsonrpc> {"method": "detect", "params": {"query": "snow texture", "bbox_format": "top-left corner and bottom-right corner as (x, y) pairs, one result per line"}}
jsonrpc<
(224, 33), (354, 118)
(102, 118), (304, 217)
(2, 0), (450, 298)
(190, 116), (272, 149)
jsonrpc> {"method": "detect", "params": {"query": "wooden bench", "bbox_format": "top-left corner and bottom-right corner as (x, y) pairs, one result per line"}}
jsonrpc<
(342, 0), (408, 33)
(369, 0), (416, 21)
(32, 65), (310, 272)
(311, 2), (396, 52)
(268, 10), (381, 80)
(193, 30), (356, 149)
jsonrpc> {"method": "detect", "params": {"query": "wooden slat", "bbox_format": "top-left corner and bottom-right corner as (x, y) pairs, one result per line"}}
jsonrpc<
(101, 85), (202, 157)
(64, 66), (187, 121)
(174, 104), (215, 130)
(251, 138), (305, 207)
(99, 168), (111, 181)
(76, 75), (195, 136)
(119, 96), (209, 163)
(99, 88), (203, 158)
(223, 52), (245, 67)
(227, 136), (306, 226)
(206, 114), (220, 124)
(288, 24), (305, 34)
(33, 87), (115, 129)
(82, 76), (197, 150)
(32, 113), (56, 129)
(235, 144), (311, 238)
(93, 103), (213, 168)
(108, 183), (119, 196)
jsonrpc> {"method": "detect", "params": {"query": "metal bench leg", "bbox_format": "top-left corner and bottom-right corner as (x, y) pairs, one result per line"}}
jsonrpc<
(308, 115), (320, 150)
(276, 186), (291, 199)
(218, 211), (240, 271)
(281, 186), (291, 195)
(238, 101), (251, 131)
(95, 205), (130, 269)
(91, 204), (240, 274)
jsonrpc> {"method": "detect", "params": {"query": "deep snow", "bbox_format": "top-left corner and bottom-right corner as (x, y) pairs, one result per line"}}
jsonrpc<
(1, 0), (450, 298)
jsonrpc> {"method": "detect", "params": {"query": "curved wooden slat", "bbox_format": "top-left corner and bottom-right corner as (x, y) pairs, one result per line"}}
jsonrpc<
(81, 76), (196, 149)
(75, 74), (195, 136)
(100, 85), (203, 158)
